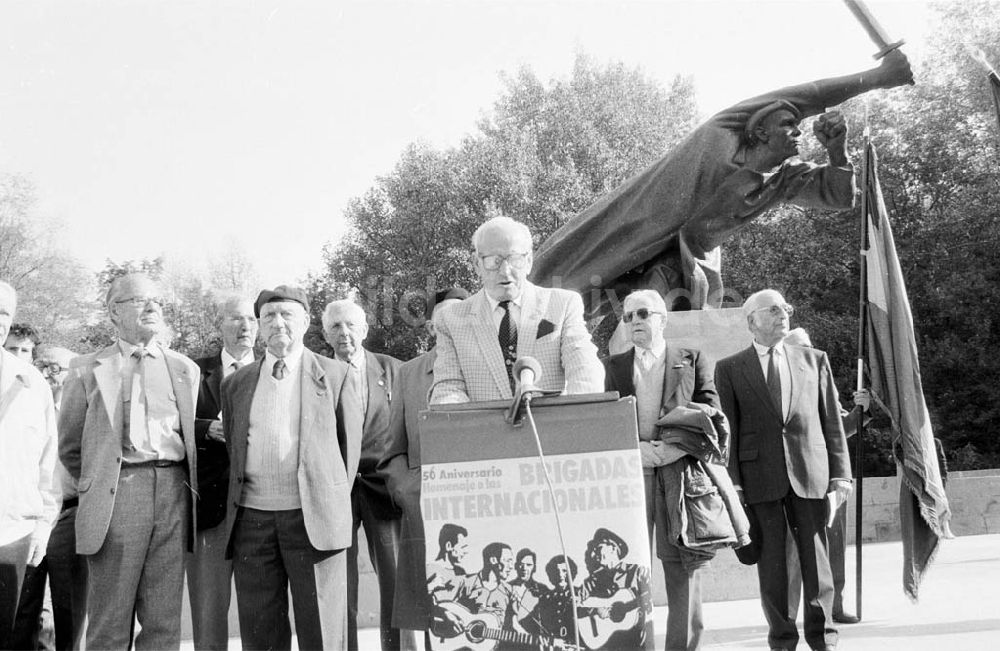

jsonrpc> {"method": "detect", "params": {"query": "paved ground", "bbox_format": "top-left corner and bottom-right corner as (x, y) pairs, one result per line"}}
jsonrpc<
(183, 533), (1000, 649)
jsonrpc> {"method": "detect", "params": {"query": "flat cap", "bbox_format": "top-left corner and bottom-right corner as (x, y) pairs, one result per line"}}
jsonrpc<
(745, 100), (802, 141)
(254, 285), (310, 317)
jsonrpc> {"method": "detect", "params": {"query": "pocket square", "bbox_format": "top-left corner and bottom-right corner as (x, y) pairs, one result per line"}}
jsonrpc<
(536, 319), (555, 339)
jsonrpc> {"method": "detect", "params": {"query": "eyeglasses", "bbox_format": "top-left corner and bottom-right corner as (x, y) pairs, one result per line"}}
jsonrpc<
(479, 253), (530, 271)
(754, 304), (794, 318)
(623, 308), (664, 323)
(33, 361), (65, 375)
(115, 296), (166, 308)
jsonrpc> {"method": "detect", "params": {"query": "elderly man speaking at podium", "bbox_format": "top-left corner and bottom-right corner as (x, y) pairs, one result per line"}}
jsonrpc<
(430, 216), (604, 404)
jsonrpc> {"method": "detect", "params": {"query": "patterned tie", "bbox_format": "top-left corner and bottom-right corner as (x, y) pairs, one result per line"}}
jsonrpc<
(272, 358), (288, 380)
(498, 300), (518, 392)
(767, 346), (783, 416)
(123, 347), (149, 450)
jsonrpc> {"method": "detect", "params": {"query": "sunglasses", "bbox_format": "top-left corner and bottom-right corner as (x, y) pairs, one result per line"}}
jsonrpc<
(623, 308), (664, 323)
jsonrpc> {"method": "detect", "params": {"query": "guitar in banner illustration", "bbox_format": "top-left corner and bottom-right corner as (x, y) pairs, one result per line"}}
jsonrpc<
(432, 601), (579, 651)
(575, 588), (643, 649)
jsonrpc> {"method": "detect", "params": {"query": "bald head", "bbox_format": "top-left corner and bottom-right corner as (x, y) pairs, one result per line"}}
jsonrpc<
(744, 289), (793, 347)
(472, 217), (534, 302)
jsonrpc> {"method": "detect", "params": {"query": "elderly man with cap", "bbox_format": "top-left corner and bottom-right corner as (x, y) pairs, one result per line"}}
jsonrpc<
(532, 51), (913, 312)
(0, 282), (58, 650)
(715, 290), (851, 651)
(378, 287), (468, 640)
(221, 285), (363, 650)
(58, 272), (199, 650)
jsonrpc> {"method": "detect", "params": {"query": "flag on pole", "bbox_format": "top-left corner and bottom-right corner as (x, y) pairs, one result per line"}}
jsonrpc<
(988, 70), (1000, 133)
(861, 143), (951, 601)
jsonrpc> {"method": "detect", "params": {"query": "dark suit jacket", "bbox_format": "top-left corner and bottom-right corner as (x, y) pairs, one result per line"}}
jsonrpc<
(221, 349), (363, 554)
(353, 350), (403, 519)
(715, 344), (851, 504)
(604, 346), (721, 419)
(193, 354), (226, 530)
(379, 349), (435, 629)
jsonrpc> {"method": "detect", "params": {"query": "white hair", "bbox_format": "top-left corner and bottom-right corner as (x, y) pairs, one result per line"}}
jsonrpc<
(471, 216), (532, 253)
(321, 299), (367, 330)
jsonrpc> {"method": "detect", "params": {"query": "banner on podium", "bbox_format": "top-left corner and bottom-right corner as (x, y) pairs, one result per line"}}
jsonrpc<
(420, 395), (654, 651)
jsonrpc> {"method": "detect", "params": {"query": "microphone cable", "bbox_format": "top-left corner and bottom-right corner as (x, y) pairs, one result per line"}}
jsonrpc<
(523, 396), (582, 651)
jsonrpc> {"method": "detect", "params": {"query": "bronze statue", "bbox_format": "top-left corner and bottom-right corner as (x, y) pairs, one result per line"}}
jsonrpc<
(531, 50), (913, 313)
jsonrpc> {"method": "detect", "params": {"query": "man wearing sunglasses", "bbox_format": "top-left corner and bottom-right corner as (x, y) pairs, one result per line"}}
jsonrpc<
(58, 273), (200, 650)
(430, 216), (603, 404)
(603, 290), (720, 651)
(715, 289), (851, 651)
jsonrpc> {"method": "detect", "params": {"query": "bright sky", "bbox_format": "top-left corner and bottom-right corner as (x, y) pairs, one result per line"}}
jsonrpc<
(0, 0), (930, 288)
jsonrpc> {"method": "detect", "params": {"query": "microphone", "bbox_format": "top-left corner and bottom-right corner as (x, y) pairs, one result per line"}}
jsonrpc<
(506, 356), (545, 424)
(512, 356), (543, 395)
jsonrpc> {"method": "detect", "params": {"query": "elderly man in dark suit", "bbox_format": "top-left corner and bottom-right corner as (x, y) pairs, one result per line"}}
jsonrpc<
(186, 294), (258, 650)
(379, 287), (468, 640)
(322, 299), (416, 651)
(59, 273), (199, 650)
(716, 289), (851, 651)
(222, 285), (362, 650)
(603, 289), (720, 651)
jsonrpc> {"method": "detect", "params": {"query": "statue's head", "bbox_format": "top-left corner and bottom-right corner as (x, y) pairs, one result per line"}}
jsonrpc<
(744, 101), (803, 163)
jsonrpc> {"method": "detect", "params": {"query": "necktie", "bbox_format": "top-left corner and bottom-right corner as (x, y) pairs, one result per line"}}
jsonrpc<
(767, 347), (783, 416)
(639, 349), (654, 372)
(123, 348), (149, 450)
(272, 358), (288, 380)
(498, 300), (518, 392)
(232, 360), (243, 372)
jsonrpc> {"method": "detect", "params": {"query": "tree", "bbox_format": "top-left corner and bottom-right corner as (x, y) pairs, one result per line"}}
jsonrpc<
(310, 53), (699, 360)
(0, 173), (95, 349)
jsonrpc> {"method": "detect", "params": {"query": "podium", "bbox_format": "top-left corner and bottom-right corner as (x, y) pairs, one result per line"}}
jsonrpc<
(419, 393), (654, 650)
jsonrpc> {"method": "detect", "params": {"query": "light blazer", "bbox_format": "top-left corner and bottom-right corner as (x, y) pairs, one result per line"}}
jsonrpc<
(603, 346), (721, 420)
(220, 349), (363, 554)
(715, 344), (850, 504)
(430, 282), (604, 403)
(58, 343), (199, 555)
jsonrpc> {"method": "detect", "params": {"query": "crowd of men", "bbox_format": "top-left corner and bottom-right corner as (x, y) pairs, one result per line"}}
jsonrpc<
(1, 212), (866, 651)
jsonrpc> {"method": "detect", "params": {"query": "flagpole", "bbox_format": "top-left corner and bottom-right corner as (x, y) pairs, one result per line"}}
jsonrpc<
(854, 129), (873, 622)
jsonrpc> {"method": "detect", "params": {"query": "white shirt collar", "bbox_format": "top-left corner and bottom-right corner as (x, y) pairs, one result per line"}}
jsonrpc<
(485, 292), (523, 313)
(221, 347), (255, 370)
(752, 339), (785, 357)
(117, 339), (162, 359)
(635, 340), (666, 360)
(264, 346), (304, 375)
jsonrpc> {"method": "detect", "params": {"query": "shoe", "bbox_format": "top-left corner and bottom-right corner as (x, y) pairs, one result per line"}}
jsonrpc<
(833, 612), (860, 624)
